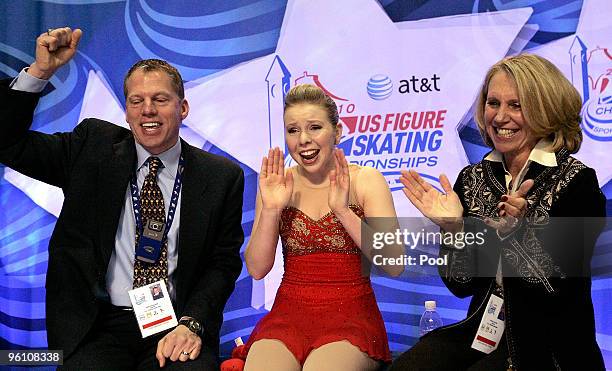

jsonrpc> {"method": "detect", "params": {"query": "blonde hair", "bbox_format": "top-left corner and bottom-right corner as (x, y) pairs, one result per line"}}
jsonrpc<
(284, 84), (339, 127)
(474, 54), (583, 153)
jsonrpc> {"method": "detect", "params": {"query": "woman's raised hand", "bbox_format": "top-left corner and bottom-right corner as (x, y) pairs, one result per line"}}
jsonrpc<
(328, 148), (350, 216)
(259, 147), (293, 210)
(399, 170), (463, 232)
(484, 179), (534, 235)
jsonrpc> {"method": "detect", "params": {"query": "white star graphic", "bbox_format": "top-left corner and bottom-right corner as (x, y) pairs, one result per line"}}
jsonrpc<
(181, 0), (531, 309)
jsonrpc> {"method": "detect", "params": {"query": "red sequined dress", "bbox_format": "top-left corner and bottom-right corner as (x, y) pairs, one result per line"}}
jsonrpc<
(245, 204), (391, 364)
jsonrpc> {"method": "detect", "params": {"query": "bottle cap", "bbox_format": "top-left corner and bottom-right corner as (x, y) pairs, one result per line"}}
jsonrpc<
(425, 300), (436, 310)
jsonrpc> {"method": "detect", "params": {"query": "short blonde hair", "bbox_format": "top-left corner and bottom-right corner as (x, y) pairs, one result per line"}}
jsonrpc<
(124, 59), (184, 99)
(474, 54), (583, 153)
(284, 84), (339, 127)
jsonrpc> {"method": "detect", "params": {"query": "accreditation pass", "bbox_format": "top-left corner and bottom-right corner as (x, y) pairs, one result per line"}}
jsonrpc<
(471, 293), (505, 353)
(129, 280), (178, 337)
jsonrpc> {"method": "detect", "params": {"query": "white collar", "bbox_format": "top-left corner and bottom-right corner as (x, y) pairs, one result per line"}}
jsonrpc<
(135, 139), (182, 173)
(484, 138), (557, 168)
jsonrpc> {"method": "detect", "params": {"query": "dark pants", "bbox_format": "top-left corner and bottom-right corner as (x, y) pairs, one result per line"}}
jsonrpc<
(60, 303), (218, 371)
(390, 324), (509, 371)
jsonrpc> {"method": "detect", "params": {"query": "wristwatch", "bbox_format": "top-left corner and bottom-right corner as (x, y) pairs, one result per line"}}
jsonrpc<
(178, 317), (203, 337)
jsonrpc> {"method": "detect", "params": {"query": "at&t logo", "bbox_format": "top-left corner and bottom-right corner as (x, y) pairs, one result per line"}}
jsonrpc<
(367, 74), (393, 100)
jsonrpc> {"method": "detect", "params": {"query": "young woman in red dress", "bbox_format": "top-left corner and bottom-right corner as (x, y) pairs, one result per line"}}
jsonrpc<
(243, 84), (403, 371)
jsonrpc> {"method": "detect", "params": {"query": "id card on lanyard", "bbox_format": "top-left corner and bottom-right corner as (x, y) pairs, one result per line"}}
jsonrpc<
(130, 154), (185, 263)
(471, 292), (505, 354)
(129, 280), (178, 337)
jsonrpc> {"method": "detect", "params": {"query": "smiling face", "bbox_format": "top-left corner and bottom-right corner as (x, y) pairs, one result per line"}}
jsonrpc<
(484, 72), (538, 167)
(284, 103), (341, 181)
(125, 69), (189, 155)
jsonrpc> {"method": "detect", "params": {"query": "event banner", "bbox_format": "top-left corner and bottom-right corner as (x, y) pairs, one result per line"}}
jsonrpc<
(0, 0), (610, 365)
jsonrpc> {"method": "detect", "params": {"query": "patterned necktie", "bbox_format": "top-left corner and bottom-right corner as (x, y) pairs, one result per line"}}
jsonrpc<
(133, 156), (168, 288)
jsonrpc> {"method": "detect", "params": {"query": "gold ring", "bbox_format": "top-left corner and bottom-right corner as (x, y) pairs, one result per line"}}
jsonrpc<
(181, 351), (190, 356)
(47, 28), (54, 36)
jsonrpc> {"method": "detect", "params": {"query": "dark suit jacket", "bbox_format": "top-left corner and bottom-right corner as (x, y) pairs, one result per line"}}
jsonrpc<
(0, 81), (244, 359)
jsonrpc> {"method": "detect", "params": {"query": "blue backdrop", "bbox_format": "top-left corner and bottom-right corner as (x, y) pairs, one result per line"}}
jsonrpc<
(1, 0), (610, 368)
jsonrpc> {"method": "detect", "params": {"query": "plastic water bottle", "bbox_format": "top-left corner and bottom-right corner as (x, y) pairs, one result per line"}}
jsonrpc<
(419, 300), (443, 336)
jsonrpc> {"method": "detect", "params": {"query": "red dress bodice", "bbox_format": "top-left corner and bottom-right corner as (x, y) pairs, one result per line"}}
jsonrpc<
(245, 204), (391, 364)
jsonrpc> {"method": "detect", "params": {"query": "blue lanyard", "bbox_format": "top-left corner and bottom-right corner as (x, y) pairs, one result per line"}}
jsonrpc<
(129, 153), (185, 247)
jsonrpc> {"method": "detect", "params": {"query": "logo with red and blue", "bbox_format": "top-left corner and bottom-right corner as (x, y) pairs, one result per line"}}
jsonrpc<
(570, 37), (612, 141)
(266, 56), (447, 193)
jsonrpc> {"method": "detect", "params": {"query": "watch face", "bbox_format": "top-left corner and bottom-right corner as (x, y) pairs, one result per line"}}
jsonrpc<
(190, 320), (201, 333)
(180, 319), (201, 335)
